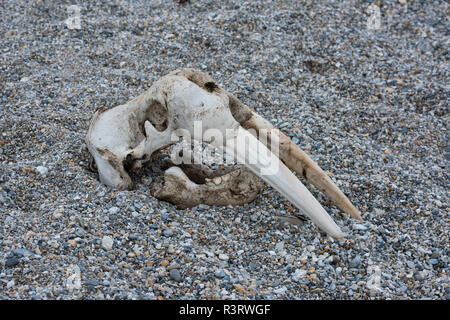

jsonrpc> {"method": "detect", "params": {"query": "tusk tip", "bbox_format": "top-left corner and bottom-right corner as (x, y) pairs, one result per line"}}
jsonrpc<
(331, 230), (344, 241)
(349, 207), (363, 221)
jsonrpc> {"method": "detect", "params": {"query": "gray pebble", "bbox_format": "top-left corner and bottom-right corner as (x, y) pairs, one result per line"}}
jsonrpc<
(13, 248), (33, 257)
(169, 269), (182, 282)
(349, 256), (361, 268)
(414, 271), (425, 281)
(163, 229), (174, 237)
(5, 257), (19, 268)
(214, 269), (226, 278)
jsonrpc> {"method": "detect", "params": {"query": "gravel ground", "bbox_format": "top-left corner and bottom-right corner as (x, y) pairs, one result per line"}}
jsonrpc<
(0, 0), (448, 300)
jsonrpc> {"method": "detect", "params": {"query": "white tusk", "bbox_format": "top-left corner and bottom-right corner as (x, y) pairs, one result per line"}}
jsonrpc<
(214, 127), (344, 240)
(243, 111), (361, 220)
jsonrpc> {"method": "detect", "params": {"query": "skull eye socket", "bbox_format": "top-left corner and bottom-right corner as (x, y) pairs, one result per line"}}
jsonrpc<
(204, 81), (218, 92)
(144, 99), (168, 132)
(123, 153), (134, 171)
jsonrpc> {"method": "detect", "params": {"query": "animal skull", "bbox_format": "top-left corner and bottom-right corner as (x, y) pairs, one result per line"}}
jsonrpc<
(86, 68), (361, 239)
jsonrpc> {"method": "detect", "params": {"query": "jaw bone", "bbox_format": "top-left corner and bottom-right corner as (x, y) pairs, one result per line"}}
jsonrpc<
(86, 68), (360, 239)
(151, 165), (264, 209)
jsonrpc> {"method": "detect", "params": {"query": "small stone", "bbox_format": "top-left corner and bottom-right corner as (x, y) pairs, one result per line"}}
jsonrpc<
(349, 256), (361, 268)
(36, 166), (48, 175)
(233, 284), (246, 294)
(86, 279), (99, 290)
(169, 269), (182, 282)
(248, 262), (258, 271)
(373, 208), (385, 216)
(6, 257), (19, 267)
(430, 251), (440, 259)
(75, 228), (85, 237)
(291, 269), (307, 282)
(163, 229), (174, 237)
(108, 207), (120, 214)
(49, 241), (59, 249)
(273, 286), (287, 295)
(352, 224), (368, 231)
(275, 241), (284, 251)
(6, 280), (15, 289)
(167, 263), (179, 271)
(13, 248), (33, 257)
(52, 209), (63, 219)
(68, 239), (77, 247)
(214, 269), (226, 278)
(429, 259), (438, 265)
(218, 253), (229, 261)
(159, 260), (169, 268)
(131, 211), (140, 218)
(102, 235), (113, 250)
(167, 247), (175, 254)
(129, 233), (139, 240)
(414, 271), (425, 281)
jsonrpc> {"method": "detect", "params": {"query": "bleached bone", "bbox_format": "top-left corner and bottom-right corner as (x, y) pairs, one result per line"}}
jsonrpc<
(151, 165), (264, 209)
(86, 68), (361, 239)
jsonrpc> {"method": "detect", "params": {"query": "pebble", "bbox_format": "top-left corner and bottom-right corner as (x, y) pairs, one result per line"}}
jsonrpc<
(86, 279), (99, 290)
(349, 256), (362, 268)
(163, 229), (174, 237)
(101, 236), (113, 250)
(214, 269), (226, 278)
(13, 248), (33, 257)
(108, 207), (120, 214)
(218, 253), (229, 261)
(6, 280), (15, 289)
(169, 269), (182, 282)
(429, 259), (438, 265)
(352, 224), (368, 231)
(291, 269), (307, 282)
(35, 166), (48, 175)
(6, 257), (19, 268)
(414, 271), (425, 281)
(167, 247), (175, 254)
(52, 209), (63, 219)
(273, 287), (287, 295)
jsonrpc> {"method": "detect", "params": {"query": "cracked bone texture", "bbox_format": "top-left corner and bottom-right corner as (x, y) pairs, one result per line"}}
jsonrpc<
(151, 165), (264, 209)
(86, 68), (239, 190)
(1, 0), (448, 300)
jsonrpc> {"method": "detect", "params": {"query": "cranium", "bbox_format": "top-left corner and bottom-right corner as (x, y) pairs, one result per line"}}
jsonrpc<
(86, 68), (361, 239)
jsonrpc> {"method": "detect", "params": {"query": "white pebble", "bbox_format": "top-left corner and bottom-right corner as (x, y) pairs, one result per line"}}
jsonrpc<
(218, 253), (229, 261)
(108, 207), (120, 214)
(275, 241), (285, 252)
(102, 235), (114, 250)
(36, 166), (48, 175)
(353, 224), (368, 231)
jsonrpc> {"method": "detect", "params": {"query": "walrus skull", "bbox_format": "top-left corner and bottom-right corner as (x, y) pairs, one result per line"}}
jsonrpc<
(86, 68), (361, 239)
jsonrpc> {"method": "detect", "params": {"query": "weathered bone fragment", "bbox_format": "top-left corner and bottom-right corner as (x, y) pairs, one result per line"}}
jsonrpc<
(86, 68), (361, 239)
(151, 165), (264, 209)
